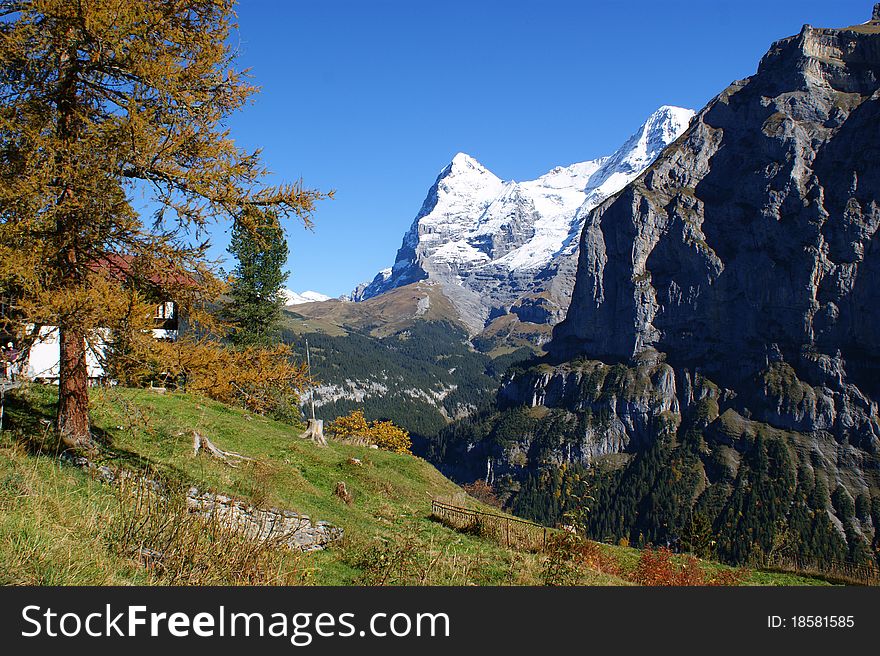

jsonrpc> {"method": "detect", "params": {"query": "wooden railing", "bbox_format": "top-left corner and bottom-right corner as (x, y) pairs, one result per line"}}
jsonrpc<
(432, 499), (880, 586)
(430, 499), (548, 552)
(759, 553), (880, 586)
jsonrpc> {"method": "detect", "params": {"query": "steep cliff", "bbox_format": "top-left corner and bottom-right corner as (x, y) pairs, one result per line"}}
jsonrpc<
(549, 17), (880, 447)
(434, 9), (880, 565)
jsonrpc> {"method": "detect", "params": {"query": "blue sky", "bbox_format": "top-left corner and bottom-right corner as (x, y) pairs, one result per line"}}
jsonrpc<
(216, 0), (870, 297)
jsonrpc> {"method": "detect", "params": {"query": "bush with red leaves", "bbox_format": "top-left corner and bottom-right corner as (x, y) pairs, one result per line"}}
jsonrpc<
(630, 547), (746, 586)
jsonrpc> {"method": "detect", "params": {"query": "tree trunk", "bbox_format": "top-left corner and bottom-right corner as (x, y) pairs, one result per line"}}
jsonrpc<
(53, 26), (91, 451)
(57, 324), (92, 449)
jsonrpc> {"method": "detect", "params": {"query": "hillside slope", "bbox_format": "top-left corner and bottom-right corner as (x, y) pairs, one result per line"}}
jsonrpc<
(0, 386), (822, 585)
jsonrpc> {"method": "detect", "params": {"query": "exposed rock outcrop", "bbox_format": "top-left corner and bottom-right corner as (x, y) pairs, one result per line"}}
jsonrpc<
(63, 453), (343, 552)
(547, 18), (880, 451)
(187, 489), (342, 552)
(434, 10), (880, 563)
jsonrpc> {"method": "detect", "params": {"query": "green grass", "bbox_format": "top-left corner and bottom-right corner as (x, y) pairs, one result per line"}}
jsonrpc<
(594, 542), (828, 586)
(0, 385), (830, 586)
(2, 385), (560, 585)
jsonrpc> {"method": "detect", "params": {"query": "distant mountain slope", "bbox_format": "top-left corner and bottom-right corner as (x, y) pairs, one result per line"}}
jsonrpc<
(289, 282), (461, 338)
(353, 106), (694, 334)
(436, 8), (880, 568)
(280, 311), (532, 444)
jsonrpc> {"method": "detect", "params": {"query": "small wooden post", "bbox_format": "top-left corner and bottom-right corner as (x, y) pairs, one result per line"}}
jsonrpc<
(300, 339), (326, 445)
(305, 338), (316, 423)
(506, 517), (510, 547)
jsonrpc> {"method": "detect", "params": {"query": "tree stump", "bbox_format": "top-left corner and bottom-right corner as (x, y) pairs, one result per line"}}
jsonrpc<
(301, 418), (326, 446)
(192, 430), (253, 467)
(334, 481), (353, 505)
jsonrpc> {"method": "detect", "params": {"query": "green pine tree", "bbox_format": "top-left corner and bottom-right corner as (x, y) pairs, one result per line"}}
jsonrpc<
(225, 210), (290, 347)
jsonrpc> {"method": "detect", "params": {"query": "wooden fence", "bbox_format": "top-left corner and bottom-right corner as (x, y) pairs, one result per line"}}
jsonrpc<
(430, 499), (548, 552)
(431, 499), (879, 586)
(759, 553), (880, 586)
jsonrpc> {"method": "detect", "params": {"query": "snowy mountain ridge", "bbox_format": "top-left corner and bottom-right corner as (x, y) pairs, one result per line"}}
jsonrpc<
(282, 289), (332, 306)
(353, 105), (695, 334)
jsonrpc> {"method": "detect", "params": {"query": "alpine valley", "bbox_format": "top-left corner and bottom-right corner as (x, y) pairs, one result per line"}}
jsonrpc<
(12, 0), (880, 594)
(282, 106), (695, 444)
(283, 8), (880, 569)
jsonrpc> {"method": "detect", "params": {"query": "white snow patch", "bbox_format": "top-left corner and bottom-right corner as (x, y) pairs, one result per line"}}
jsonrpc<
(357, 106), (695, 298)
(283, 289), (332, 305)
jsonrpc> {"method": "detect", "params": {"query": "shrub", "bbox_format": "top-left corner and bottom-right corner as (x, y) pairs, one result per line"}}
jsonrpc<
(629, 547), (745, 586)
(327, 409), (370, 438)
(117, 337), (309, 423)
(370, 420), (412, 455)
(462, 479), (502, 508)
(541, 533), (620, 586)
(326, 410), (412, 455)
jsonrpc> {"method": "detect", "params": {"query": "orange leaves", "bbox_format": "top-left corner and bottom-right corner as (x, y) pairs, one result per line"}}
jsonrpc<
(631, 547), (746, 586)
(326, 410), (412, 455)
(542, 533), (620, 585)
(145, 338), (309, 417)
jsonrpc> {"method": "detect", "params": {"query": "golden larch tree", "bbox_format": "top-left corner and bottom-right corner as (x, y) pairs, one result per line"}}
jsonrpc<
(0, 0), (330, 448)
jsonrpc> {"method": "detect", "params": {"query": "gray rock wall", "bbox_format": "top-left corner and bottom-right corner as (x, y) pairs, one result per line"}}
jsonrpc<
(549, 23), (880, 452)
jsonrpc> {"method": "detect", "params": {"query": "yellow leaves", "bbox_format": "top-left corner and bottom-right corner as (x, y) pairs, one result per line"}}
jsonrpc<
(1, 0), (332, 299)
(326, 409), (370, 438)
(326, 410), (412, 455)
(122, 337), (309, 417)
(369, 420), (412, 455)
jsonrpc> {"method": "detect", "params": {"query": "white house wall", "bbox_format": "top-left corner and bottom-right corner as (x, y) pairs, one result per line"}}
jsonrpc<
(26, 326), (108, 381)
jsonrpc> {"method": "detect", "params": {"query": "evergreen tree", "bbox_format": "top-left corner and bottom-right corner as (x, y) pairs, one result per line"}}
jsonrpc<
(0, 0), (330, 448)
(226, 210), (289, 347)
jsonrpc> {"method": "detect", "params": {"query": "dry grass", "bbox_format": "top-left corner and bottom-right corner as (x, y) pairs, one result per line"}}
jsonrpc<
(0, 442), (130, 585)
(108, 479), (311, 586)
(340, 523), (542, 586)
(0, 441), (310, 586)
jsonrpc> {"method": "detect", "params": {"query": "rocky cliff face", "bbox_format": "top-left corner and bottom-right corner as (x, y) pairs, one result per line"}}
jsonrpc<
(435, 10), (880, 563)
(353, 107), (694, 334)
(548, 18), (880, 450)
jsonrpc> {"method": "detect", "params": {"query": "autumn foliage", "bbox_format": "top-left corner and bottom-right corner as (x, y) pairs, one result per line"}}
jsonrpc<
(326, 410), (412, 454)
(542, 532), (620, 585)
(631, 547), (746, 586)
(113, 336), (309, 420)
(0, 0), (329, 447)
(462, 480), (502, 508)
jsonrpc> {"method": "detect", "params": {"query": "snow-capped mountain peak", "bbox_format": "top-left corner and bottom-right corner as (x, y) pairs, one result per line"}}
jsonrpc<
(612, 105), (694, 174)
(282, 289), (332, 306)
(352, 106), (694, 329)
(446, 152), (492, 174)
(574, 105), (696, 212)
(433, 152), (504, 211)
